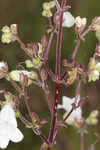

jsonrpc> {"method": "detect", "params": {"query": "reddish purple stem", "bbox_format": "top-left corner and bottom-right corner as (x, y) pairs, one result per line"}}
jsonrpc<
(48, 0), (66, 144)
(72, 26), (92, 61)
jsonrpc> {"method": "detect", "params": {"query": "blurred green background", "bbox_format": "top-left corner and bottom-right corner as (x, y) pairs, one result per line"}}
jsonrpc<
(0, 0), (100, 150)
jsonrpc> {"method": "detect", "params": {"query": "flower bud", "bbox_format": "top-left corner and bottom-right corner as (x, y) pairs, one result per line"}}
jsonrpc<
(54, 12), (61, 26)
(41, 35), (47, 49)
(10, 24), (18, 34)
(96, 31), (100, 41)
(40, 69), (47, 81)
(0, 61), (8, 79)
(95, 44), (100, 55)
(62, 59), (67, 67)
(92, 17), (100, 31)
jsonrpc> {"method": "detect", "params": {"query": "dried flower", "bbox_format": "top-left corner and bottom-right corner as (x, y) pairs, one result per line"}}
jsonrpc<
(92, 17), (100, 31)
(25, 58), (43, 69)
(42, 1), (55, 18)
(88, 57), (100, 82)
(66, 68), (77, 85)
(7, 70), (38, 85)
(86, 110), (99, 125)
(1, 24), (17, 44)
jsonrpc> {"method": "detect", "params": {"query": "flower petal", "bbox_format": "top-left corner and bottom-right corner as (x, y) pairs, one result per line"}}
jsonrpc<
(0, 103), (17, 127)
(0, 136), (9, 149)
(0, 124), (10, 149)
(63, 12), (75, 28)
(9, 127), (24, 143)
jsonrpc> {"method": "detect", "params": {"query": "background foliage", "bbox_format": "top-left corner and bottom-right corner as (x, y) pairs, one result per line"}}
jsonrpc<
(0, 0), (100, 150)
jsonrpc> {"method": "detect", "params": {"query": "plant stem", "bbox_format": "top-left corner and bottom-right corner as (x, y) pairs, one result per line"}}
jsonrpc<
(44, 30), (55, 63)
(71, 37), (80, 61)
(48, 0), (66, 144)
(49, 83), (59, 144)
(72, 26), (91, 61)
(80, 130), (84, 150)
(45, 63), (55, 81)
(43, 84), (53, 115)
(9, 76), (23, 94)
(39, 132), (49, 145)
(75, 80), (81, 104)
(16, 36), (33, 58)
(53, 80), (81, 140)
(23, 82), (32, 117)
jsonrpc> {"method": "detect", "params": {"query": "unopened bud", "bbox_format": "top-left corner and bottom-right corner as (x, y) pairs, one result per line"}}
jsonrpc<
(0, 62), (8, 79)
(41, 35), (47, 48)
(40, 69), (47, 81)
(10, 24), (18, 34)
(54, 12), (61, 26)
(92, 17), (100, 31)
(62, 59), (67, 67)
(96, 31), (100, 41)
(95, 44), (100, 55)
(33, 43), (39, 52)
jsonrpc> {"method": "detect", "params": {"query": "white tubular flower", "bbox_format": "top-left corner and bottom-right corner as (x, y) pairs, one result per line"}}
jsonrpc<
(0, 102), (23, 149)
(57, 96), (82, 126)
(62, 12), (75, 28)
